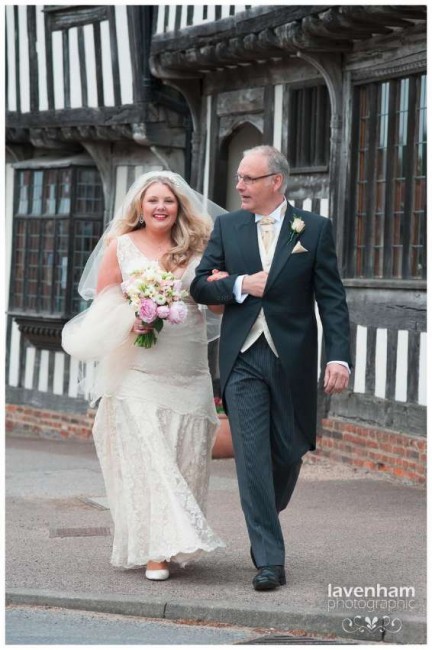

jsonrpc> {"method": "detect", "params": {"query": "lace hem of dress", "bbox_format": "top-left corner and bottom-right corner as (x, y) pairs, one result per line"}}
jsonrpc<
(93, 397), (224, 570)
(111, 540), (226, 569)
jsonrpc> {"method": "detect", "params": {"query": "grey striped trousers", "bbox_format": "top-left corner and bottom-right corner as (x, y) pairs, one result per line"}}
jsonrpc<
(225, 335), (307, 567)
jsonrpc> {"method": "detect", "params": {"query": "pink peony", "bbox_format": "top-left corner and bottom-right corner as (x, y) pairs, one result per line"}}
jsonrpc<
(139, 298), (157, 323)
(167, 301), (187, 324)
(156, 305), (170, 319)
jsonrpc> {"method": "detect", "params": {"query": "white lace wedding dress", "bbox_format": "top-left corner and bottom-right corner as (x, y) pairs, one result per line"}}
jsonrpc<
(64, 234), (225, 568)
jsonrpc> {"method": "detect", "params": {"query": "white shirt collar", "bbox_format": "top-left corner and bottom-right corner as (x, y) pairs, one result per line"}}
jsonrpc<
(255, 199), (287, 223)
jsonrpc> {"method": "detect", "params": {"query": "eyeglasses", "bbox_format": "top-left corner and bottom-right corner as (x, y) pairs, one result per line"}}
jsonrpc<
(235, 173), (277, 185)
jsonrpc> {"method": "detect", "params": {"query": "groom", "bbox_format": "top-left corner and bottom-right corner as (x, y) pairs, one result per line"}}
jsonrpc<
(190, 145), (351, 591)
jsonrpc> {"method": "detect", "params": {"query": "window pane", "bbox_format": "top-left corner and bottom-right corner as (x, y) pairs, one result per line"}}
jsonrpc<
(31, 171), (43, 215)
(354, 86), (370, 277)
(12, 165), (104, 319)
(27, 220), (41, 309)
(410, 74), (427, 278)
(11, 220), (26, 309)
(371, 82), (390, 277)
(53, 220), (69, 313)
(350, 73), (426, 280)
(40, 220), (55, 311)
(43, 170), (58, 215)
(58, 169), (72, 214)
(72, 220), (104, 312)
(17, 170), (31, 215)
(75, 168), (104, 214)
(289, 86), (330, 169)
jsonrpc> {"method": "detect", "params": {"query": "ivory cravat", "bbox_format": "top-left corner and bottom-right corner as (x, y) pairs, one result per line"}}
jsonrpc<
(259, 216), (276, 253)
(241, 214), (279, 356)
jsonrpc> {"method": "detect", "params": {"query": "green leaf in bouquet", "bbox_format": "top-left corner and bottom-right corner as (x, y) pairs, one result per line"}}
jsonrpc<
(153, 318), (164, 333)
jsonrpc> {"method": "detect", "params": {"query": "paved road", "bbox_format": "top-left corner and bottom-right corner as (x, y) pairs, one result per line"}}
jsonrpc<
(6, 437), (426, 644)
(6, 605), (345, 645)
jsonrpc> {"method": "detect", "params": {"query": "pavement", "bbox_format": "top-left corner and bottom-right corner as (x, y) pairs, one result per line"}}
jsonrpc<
(5, 435), (427, 644)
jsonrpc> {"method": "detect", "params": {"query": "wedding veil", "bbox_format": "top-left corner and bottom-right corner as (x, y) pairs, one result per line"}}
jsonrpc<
(77, 170), (227, 340)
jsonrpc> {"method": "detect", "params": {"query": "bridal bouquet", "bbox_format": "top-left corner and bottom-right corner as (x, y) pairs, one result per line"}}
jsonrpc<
(121, 262), (188, 348)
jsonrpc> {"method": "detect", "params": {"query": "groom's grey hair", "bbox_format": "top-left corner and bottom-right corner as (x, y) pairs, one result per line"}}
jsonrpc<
(243, 145), (290, 194)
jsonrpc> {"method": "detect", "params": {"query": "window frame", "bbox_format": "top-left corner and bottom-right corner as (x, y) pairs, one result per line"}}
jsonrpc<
(345, 72), (426, 282)
(9, 164), (104, 324)
(287, 82), (331, 174)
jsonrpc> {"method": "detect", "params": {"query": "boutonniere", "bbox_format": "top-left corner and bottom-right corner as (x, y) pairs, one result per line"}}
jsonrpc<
(288, 215), (306, 243)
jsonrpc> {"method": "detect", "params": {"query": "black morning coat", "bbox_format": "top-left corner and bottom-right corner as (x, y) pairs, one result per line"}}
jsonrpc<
(190, 202), (352, 451)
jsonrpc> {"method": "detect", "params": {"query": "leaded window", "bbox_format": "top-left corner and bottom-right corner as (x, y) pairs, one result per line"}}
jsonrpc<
(288, 84), (331, 172)
(10, 165), (104, 319)
(348, 73), (426, 279)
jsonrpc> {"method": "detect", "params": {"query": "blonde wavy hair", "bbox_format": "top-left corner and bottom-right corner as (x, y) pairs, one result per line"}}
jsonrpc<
(106, 172), (214, 271)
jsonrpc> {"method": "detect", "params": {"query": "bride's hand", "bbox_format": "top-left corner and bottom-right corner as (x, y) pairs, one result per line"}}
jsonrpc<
(207, 269), (229, 282)
(208, 305), (225, 314)
(132, 318), (153, 334)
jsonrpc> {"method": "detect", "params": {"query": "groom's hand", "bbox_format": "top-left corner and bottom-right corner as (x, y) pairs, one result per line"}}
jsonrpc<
(242, 271), (268, 297)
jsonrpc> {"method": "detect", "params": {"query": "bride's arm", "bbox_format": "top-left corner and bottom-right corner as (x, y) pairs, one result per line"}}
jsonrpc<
(208, 304), (224, 314)
(206, 270), (227, 314)
(96, 240), (122, 293)
(96, 239), (151, 334)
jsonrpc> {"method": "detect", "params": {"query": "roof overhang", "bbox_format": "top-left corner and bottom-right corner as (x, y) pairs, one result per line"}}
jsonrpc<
(150, 5), (426, 78)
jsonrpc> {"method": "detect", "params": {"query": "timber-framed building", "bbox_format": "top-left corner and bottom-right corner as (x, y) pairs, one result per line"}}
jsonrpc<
(5, 5), (426, 484)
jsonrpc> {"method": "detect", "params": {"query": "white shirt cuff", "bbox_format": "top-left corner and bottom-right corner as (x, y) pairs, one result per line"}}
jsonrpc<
(233, 275), (248, 303)
(327, 361), (351, 374)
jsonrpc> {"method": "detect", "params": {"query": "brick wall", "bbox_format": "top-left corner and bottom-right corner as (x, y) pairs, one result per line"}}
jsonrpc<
(5, 405), (426, 485)
(316, 417), (426, 485)
(6, 404), (95, 441)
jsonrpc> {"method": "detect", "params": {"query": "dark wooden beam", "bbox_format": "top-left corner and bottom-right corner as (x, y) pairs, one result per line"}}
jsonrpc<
(77, 27), (88, 107)
(318, 8), (392, 37)
(62, 29), (70, 109)
(44, 11), (55, 110)
(407, 330), (420, 403)
(92, 21), (104, 106)
(7, 105), (147, 128)
(127, 6), (145, 104)
(14, 6), (21, 114)
(27, 6), (39, 112)
(44, 5), (109, 30)
(107, 6), (121, 106)
(385, 328), (398, 401)
(365, 326), (377, 394)
(341, 5), (425, 28)
(263, 85), (274, 145)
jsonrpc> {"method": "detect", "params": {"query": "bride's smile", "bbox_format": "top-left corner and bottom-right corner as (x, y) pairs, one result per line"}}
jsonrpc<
(142, 182), (178, 232)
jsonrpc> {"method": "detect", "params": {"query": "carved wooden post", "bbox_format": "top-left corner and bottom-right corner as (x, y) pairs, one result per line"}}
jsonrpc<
(296, 52), (345, 259)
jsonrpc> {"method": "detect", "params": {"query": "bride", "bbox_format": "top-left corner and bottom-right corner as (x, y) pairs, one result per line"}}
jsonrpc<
(62, 171), (225, 580)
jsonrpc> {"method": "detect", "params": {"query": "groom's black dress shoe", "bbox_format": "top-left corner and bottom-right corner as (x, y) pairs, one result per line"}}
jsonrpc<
(250, 546), (258, 568)
(252, 565), (286, 591)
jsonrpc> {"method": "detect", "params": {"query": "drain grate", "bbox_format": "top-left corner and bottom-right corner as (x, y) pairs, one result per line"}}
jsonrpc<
(78, 497), (110, 511)
(236, 635), (355, 645)
(49, 526), (111, 538)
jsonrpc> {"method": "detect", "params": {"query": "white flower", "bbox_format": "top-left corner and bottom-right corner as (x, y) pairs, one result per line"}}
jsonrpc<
(291, 217), (305, 234)
(154, 293), (166, 305)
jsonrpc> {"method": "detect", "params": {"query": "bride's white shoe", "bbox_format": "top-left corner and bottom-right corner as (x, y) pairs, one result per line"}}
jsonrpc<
(145, 568), (170, 581)
(145, 561), (169, 580)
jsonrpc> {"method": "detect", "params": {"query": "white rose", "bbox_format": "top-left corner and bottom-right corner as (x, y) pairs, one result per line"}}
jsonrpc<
(291, 217), (305, 234)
